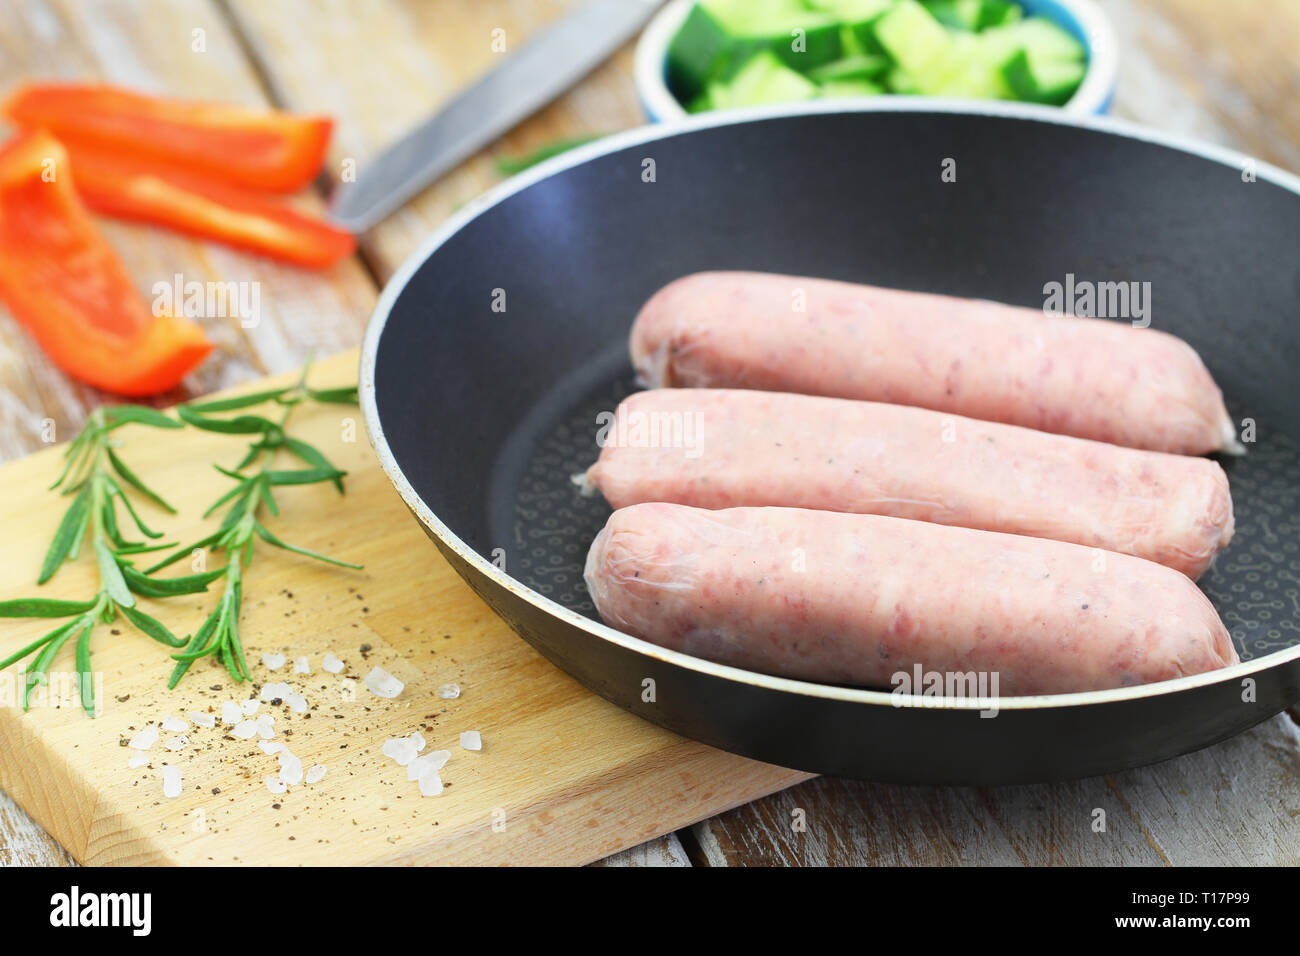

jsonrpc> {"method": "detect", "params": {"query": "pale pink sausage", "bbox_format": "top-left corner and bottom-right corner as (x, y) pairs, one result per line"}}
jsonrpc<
(584, 504), (1238, 696)
(630, 272), (1239, 455)
(584, 389), (1234, 579)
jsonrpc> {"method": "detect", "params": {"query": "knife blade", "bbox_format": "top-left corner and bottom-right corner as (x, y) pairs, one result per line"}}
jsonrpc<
(331, 0), (663, 232)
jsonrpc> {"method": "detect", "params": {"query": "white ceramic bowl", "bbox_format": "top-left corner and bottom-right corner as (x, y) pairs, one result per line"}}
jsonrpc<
(634, 0), (1119, 122)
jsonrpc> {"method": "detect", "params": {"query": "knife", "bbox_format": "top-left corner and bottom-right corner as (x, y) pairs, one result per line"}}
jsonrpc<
(331, 0), (664, 233)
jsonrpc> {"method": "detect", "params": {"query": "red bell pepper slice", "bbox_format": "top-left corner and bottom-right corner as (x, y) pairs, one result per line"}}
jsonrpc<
(3, 83), (332, 194)
(65, 142), (356, 270)
(0, 131), (212, 395)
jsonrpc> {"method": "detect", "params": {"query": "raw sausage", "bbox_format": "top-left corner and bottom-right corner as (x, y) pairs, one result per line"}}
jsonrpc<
(630, 272), (1240, 455)
(584, 503), (1239, 696)
(582, 388), (1234, 579)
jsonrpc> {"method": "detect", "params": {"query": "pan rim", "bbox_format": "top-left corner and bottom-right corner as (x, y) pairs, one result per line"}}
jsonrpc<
(359, 98), (1300, 713)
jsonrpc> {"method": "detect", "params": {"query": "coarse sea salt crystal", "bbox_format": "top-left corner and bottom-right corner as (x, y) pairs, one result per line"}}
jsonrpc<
(259, 740), (285, 756)
(406, 750), (450, 781)
(279, 755), (304, 786)
(262, 652), (287, 671)
(241, 698), (260, 716)
(231, 719), (258, 739)
(190, 711), (216, 729)
(266, 775), (287, 795)
(161, 765), (182, 798)
(382, 736), (419, 766)
(161, 715), (188, 732)
(305, 764), (327, 784)
(294, 656), (310, 674)
(285, 692), (308, 713)
(410, 731), (426, 752)
(365, 667), (404, 699)
(255, 714), (276, 739)
(221, 701), (242, 724)
(164, 735), (189, 751)
(437, 683), (460, 700)
(129, 726), (159, 750)
(260, 681), (291, 702)
(460, 731), (482, 751)
(128, 754), (148, 769)
(322, 653), (344, 674)
(418, 768), (444, 797)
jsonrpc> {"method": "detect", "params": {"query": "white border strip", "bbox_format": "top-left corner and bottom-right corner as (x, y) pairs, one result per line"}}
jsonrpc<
(359, 99), (1300, 713)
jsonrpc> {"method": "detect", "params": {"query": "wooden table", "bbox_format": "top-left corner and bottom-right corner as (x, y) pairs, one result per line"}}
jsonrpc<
(1, 0), (1298, 867)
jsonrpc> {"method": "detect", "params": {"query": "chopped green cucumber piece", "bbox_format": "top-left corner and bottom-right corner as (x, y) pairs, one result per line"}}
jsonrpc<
(809, 0), (893, 56)
(685, 90), (714, 113)
(708, 49), (819, 108)
(818, 77), (885, 98)
(666, 4), (732, 99)
(928, 0), (1022, 31)
(772, 16), (846, 72)
(808, 53), (891, 82)
(673, 0), (845, 86)
(873, 0), (951, 74)
(886, 66), (923, 94)
(922, 0), (973, 30)
(971, 0), (1023, 29)
(804, 0), (892, 13)
(1000, 47), (1085, 104)
(703, 0), (806, 32)
(918, 31), (1010, 97)
(1009, 16), (1087, 61)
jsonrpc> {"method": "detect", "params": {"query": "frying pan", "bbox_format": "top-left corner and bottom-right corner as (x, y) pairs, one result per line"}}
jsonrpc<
(360, 100), (1300, 785)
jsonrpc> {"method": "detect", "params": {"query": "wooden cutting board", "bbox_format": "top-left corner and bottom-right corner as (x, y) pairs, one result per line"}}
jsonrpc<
(0, 349), (808, 865)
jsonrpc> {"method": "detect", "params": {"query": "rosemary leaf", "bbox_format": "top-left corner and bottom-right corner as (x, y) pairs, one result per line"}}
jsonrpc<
(283, 437), (344, 492)
(50, 431), (92, 491)
(257, 478), (279, 516)
(24, 620), (81, 710)
(107, 479), (164, 539)
(177, 407), (276, 434)
(37, 486), (91, 584)
(306, 386), (360, 404)
(121, 564), (224, 597)
(202, 476), (253, 519)
(74, 620), (95, 715)
(102, 405), (182, 430)
(106, 447), (176, 513)
(0, 597), (98, 618)
(185, 388), (289, 413)
(94, 538), (134, 607)
(142, 531), (222, 573)
(114, 541), (179, 555)
(65, 490), (94, 563)
(266, 466), (347, 486)
(118, 603), (187, 648)
(234, 441), (271, 471)
(0, 617), (81, 671)
(167, 606), (222, 687)
(254, 521), (364, 569)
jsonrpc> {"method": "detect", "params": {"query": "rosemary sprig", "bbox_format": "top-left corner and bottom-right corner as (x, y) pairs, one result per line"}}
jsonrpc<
(148, 360), (362, 688)
(0, 406), (211, 715)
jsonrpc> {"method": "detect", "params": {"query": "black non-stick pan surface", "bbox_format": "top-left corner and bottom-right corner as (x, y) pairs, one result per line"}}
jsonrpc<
(360, 101), (1300, 785)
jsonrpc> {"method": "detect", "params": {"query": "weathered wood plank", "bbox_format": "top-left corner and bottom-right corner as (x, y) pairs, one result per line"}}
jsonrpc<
(1099, 0), (1300, 172)
(591, 833), (691, 867)
(0, 790), (75, 867)
(690, 713), (1300, 866)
